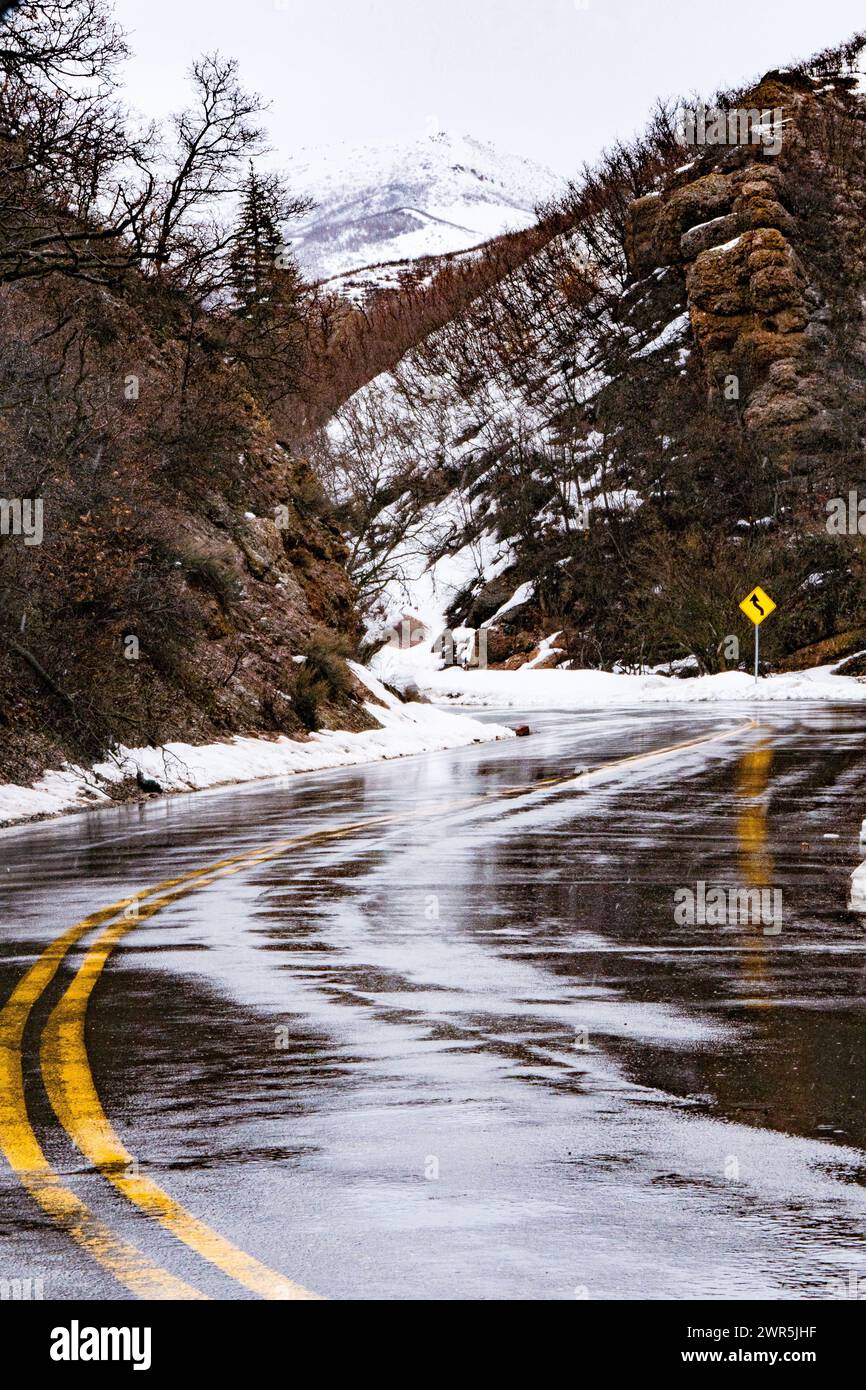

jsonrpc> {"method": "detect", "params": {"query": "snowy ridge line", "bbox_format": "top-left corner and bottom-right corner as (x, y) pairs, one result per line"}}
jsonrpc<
(0, 664), (513, 832)
(289, 129), (566, 282)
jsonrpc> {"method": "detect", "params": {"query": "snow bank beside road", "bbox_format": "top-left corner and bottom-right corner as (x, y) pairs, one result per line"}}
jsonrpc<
(0, 665), (513, 830)
(849, 861), (866, 912)
(400, 662), (866, 708)
(848, 818), (866, 912)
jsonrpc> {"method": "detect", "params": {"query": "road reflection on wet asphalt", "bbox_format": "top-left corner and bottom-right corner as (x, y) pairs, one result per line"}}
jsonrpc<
(2, 703), (866, 1299)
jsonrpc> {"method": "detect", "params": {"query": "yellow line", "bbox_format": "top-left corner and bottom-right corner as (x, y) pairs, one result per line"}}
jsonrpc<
(526, 719), (761, 791)
(7, 818), (435, 1301)
(24, 820), (425, 1302)
(573, 718), (762, 779)
(0, 907), (208, 1300)
(7, 718), (758, 1299)
(41, 872), (323, 1301)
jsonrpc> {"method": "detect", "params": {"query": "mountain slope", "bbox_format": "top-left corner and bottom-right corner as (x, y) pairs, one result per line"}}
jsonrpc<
(0, 260), (376, 787)
(288, 130), (566, 289)
(321, 36), (866, 682)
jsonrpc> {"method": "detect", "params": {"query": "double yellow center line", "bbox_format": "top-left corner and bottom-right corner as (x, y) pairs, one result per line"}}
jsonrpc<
(0, 720), (757, 1298)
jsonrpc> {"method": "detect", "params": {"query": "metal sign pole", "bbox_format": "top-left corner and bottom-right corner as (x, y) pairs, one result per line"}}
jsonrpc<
(740, 587), (775, 686)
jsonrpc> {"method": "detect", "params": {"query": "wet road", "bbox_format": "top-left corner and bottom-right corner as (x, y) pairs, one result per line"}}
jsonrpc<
(2, 704), (866, 1301)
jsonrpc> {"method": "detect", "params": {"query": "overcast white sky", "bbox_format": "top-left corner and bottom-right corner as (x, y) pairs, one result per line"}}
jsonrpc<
(114, 0), (865, 177)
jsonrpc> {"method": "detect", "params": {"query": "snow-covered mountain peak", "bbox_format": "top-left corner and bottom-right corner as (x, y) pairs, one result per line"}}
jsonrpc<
(287, 130), (567, 287)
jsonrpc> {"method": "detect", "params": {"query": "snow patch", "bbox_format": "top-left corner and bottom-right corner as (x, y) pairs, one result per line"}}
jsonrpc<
(409, 661), (866, 709)
(705, 235), (744, 256)
(484, 580), (535, 625)
(634, 312), (691, 359)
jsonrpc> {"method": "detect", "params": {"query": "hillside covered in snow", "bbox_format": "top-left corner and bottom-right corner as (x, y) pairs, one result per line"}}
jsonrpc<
(288, 130), (566, 292)
(319, 37), (866, 687)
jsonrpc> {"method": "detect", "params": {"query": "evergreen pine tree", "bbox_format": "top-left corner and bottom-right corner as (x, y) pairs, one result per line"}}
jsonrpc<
(228, 162), (313, 403)
(230, 162), (291, 315)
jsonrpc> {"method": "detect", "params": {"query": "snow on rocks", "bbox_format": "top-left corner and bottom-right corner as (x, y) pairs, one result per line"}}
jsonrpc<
(520, 632), (565, 670)
(0, 664), (513, 830)
(633, 312), (691, 359)
(704, 235), (745, 256)
(483, 580), (535, 625)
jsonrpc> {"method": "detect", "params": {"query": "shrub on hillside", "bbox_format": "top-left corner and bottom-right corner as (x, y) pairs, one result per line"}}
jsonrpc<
(291, 663), (326, 732)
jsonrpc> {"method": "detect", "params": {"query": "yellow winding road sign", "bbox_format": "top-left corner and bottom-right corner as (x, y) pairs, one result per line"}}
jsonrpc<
(739, 586), (776, 627)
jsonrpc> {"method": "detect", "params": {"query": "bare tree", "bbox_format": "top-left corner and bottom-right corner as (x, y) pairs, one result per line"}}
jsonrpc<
(0, 0), (126, 89)
(133, 54), (266, 295)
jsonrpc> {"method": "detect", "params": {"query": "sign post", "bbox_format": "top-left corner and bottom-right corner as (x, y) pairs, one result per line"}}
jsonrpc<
(738, 586), (777, 685)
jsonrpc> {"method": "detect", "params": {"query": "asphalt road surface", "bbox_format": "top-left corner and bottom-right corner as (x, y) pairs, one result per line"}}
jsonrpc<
(2, 703), (866, 1301)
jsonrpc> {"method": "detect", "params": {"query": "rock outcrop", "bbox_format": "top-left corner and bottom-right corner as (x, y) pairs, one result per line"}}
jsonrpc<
(623, 71), (866, 476)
